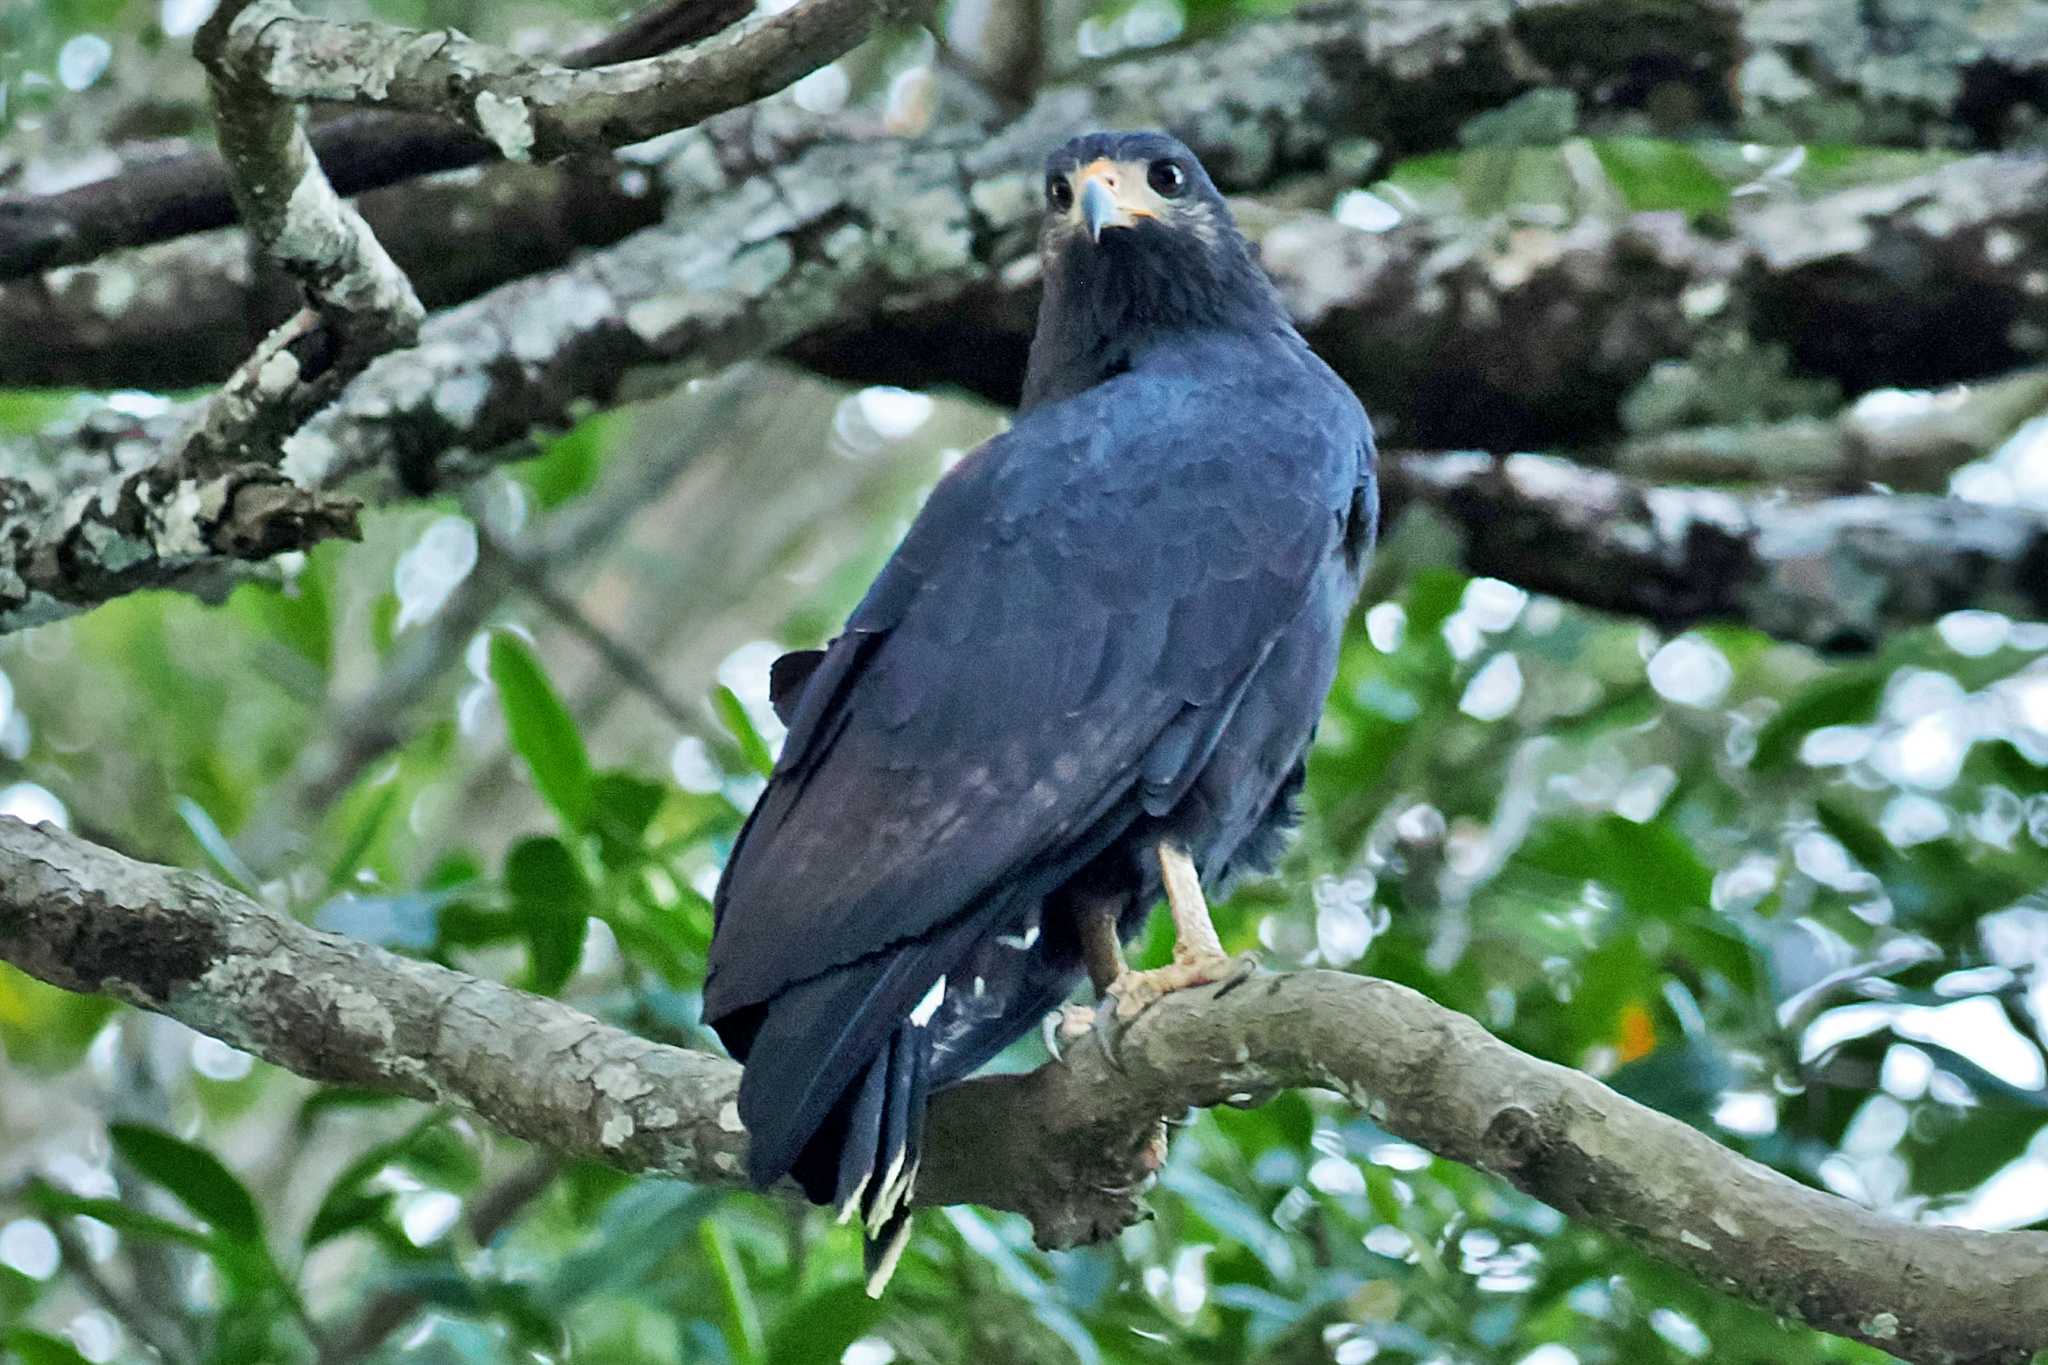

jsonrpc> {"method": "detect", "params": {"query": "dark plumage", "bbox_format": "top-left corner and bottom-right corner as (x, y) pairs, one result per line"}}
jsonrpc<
(704, 131), (1377, 1291)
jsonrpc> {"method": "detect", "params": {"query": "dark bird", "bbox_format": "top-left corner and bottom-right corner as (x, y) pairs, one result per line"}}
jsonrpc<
(704, 130), (1377, 1292)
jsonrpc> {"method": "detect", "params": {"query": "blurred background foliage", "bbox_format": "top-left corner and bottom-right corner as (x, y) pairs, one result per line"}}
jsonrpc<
(3, 1), (2048, 1364)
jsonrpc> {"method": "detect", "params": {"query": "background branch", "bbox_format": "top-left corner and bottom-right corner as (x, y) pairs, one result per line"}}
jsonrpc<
(9, 0), (2048, 283)
(1385, 451), (2048, 651)
(211, 0), (907, 163)
(0, 0), (750, 280)
(2, 817), (2043, 1365)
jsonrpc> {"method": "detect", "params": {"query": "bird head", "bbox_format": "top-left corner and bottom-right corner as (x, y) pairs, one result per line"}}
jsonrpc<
(1039, 131), (1243, 260)
(1024, 131), (1287, 409)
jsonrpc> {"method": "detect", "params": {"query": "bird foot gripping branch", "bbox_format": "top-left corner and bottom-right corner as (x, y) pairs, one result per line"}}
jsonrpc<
(1100, 841), (1259, 1021)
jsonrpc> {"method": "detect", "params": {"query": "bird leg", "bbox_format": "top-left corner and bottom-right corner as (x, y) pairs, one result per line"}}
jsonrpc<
(1080, 894), (1128, 995)
(1045, 895), (1127, 1061)
(1103, 841), (1250, 1021)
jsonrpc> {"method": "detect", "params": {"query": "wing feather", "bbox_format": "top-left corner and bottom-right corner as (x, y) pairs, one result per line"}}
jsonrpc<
(706, 346), (1367, 1023)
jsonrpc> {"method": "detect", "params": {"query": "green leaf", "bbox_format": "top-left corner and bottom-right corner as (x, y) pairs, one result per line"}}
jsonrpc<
(1981, 740), (2048, 796)
(1591, 138), (1729, 214)
(700, 1219), (764, 1365)
(1459, 88), (1579, 148)
(1814, 799), (1890, 874)
(542, 1184), (717, 1309)
(1912, 1107), (2045, 1194)
(505, 836), (595, 994)
(304, 1116), (480, 1250)
(489, 632), (594, 831)
(326, 783), (402, 893)
(228, 541), (337, 672)
(1515, 815), (1712, 919)
(762, 1284), (884, 1365)
(1751, 666), (1885, 771)
(519, 409), (625, 509)
(713, 685), (776, 779)
(0, 390), (78, 436)
(303, 1187), (396, 1250)
(109, 1124), (264, 1244)
(24, 1185), (215, 1251)
(174, 796), (262, 897)
(3, 1330), (93, 1365)
(590, 770), (666, 868)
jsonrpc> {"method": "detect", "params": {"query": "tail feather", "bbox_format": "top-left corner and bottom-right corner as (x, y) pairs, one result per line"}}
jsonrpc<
(729, 901), (1052, 1296)
(828, 1057), (887, 1222)
(858, 1023), (929, 1296)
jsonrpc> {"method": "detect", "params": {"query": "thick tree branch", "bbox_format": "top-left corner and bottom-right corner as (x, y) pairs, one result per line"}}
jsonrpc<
(0, 156), (666, 393)
(0, 0), (441, 633)
(3, 818), (2044, 1362)
(193, 0), (906, 166)
(4, 4), (2046, 636)
(10, 130), (2046, 448)
(187, 0), (425, 469)
(9, 0), (2048, 283)
(1387, 451), (2048, 652)
(8, 138), (2043, 641)
(0, 0), (750, 281)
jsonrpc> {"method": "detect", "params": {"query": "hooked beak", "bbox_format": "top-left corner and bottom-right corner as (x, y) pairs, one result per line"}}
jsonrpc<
(1074, 159), (1152, 243)
(1080, 177), (1122, 243)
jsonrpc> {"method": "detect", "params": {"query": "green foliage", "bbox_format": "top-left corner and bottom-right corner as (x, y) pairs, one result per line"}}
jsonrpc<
(491, 631), (596, 831)
(108, 1125), (265, 1244)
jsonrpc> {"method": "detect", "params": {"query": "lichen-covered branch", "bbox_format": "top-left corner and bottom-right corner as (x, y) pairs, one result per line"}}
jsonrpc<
(186, 0), (424, 469)
(0, 156), (665, 393)
(208, 0), (906, 164)
(1386, 451), (2048, 652)
(10, 129), (2046, 452)
(2, 817), (2043, 1364)
(0, 0), (750, 282)
(0, 0), (436, 633)
(5, 143), (2046, 638)
(8, 0), (2048, 283)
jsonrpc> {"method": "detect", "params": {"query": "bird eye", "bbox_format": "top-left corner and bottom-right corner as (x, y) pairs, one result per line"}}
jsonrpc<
(1147, 160), (1187, 198)
(1047, 176), (1073, 212)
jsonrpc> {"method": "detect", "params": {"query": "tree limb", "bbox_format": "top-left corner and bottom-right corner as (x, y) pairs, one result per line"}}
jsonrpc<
(200, 0), (909, 165)
(10, 0), (2048, 283)
(7, 139), (2044, 641)
(10, 126), (2046, 448)
(0, 0), (750, 281)
(2, 817), (2043, 1364)
(1385, 451), (2048, 652)
(187, 0), (425, 470)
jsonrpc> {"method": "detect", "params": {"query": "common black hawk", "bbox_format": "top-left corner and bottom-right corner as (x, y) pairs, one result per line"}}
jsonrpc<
(705, 130), (1378, 1292)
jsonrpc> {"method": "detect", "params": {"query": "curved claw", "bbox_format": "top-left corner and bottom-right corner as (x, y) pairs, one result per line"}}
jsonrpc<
(1041, 1008), (1065, 1064)
(1044, 1002), (1099, 1067)
(1084, 1000), (1131, 1074)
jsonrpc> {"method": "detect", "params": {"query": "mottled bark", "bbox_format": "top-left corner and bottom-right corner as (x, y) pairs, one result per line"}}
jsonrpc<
(0, 157), (665, 392)
(1387, 451), (2048, 652)
(0, 0), (908, 635)
(10, 140), (2047, 450)
(2, 817), (2043, 1365)
(187, 0), (425, 470)
(0, 0), (752, 281)
(801, 152), (2048, 448)
(6, 145), (2045, 638)
(9, 0), (2048, 283)
(194, 0), (907, 163)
